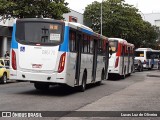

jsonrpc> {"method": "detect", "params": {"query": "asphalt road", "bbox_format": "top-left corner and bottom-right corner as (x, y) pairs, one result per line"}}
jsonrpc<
(0, 70), (156, 120)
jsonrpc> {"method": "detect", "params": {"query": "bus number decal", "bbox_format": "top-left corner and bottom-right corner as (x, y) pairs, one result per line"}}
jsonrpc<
(42, 50), (56, 55)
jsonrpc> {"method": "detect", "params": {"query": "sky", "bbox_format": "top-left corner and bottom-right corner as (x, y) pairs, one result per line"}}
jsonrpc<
(65, 0), (160, 14)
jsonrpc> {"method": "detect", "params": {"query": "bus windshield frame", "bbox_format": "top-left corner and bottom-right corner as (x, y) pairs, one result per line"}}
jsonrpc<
(16, 19), (65, 46)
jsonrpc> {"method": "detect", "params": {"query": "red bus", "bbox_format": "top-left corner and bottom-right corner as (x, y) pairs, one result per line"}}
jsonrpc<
(108, 38), (134, 79)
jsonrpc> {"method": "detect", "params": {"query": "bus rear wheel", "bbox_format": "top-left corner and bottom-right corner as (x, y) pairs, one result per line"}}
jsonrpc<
(79, 72), (87, 92)
(148, 65), (153, 70)
(97, 69), (104, 85)
(34, 82), (49, 90)
(121, 67), (126, 79)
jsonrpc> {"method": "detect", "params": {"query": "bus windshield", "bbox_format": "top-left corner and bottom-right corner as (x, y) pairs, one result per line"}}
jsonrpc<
(16, 21), (63, 45)
(135, 51), (144, 57)
(109, 41), (118, 53)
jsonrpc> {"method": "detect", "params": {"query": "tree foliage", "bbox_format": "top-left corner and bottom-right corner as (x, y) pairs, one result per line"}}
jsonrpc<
(0, 0), (70, 19)
(84, 0), (158, 48)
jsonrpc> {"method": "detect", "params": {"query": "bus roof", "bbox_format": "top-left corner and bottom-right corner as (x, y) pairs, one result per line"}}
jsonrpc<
(109, 38), (128, 43)
(66, 21), (108, 40)
(67, 22), (93, 32)
(109, 38), (134, 47)
(135, 48), (153, 51)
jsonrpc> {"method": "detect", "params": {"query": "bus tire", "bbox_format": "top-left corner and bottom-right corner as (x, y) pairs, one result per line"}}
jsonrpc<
(0, 73), (7, 84)
(34, 82), (49, 90)
(148, 65), (154, 70)
(97, 69), (104, 85)
(79, 71), (87, 92)
(151, 64), (154, 69)
(148, 68), (151, 70)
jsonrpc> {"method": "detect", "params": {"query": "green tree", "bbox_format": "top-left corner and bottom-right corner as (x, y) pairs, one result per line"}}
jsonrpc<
(0, 0), (70, 19)
(84, 0), (158, 48)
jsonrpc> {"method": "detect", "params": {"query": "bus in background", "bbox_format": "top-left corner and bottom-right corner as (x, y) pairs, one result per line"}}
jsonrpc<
(108, 38), (134, 79)
(134, 48), (160, 70)
(10, 18), (109, 92)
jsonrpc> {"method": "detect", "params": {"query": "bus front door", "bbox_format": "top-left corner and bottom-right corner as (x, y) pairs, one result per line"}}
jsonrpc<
(122, 45), (125, 75)
(127, 47), (130, 74)
(92, 39), (98, 82)
(105, 42), (109, 79)
(75, 33), (82, 85)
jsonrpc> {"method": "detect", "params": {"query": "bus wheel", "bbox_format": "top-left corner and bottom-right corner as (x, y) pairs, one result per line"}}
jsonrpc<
(151, 64), (154, 69)
(0, 73), (7, 84)
(148, 65), (154, 70)
(34, 82), (49, 90)
(97, 69), (104, 86)
(79, 72), (87, 92)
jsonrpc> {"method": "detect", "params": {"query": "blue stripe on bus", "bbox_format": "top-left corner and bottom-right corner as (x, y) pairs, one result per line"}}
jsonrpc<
(59, 26), (93, 52)
(59, 26), (69, 52)
(11, 24), (18, 49)
(81, 28), (94, 35)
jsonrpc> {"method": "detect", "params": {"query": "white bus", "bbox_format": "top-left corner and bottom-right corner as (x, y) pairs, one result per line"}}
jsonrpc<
(10, 18), (109, 92)
(108, 38), (134, 79)
(134, 48), (160, 70)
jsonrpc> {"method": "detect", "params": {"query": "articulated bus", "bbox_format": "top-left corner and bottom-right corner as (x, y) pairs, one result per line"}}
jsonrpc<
(108, 38), (134, 79)
(10, 18), (109, 92)
(135, 48), (160, 70)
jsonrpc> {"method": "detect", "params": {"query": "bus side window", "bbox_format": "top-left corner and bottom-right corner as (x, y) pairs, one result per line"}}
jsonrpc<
(124, 45), (126, 56)
(82, 34), (88, 53)
(121, 45), (125, 56)
(82, 34), (90, 54)
(90, 39), (93, 54)
(98, 39), (103, 55)
(86, 35), (90, 53)
(69, 30), (76, 52)
(155, 52), (159, 59)
(126, 46), (128, 56)
(103, 40), (107, 55)
(146, 51), (151, 59)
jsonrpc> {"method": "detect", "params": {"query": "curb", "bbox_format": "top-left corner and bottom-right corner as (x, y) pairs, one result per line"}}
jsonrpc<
(147, 74), (160, 78)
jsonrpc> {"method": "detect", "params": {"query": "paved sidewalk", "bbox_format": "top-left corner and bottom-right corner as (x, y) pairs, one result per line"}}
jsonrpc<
(147, 70), (160, 77)
(60, 74), (160, 120)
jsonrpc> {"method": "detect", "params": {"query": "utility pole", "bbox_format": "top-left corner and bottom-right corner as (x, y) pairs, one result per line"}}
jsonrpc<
(101, 0), (103, 36)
